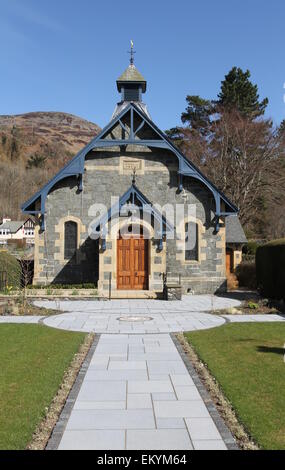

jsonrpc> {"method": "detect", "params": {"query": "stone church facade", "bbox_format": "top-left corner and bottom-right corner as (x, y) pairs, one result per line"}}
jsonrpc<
(22, 59), (240, 297)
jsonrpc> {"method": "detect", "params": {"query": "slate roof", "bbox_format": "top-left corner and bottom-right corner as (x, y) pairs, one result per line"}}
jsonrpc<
(117, 65), (147, 92)
(226, 216), (247, 244)
(0, 221), (24, 233)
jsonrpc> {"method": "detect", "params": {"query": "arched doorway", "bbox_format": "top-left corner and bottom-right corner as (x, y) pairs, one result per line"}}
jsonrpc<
(117, 224), (149, 290)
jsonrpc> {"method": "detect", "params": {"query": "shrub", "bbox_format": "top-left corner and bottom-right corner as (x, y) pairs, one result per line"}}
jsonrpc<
(0, 252), (21, 290)
(256, 239), (285, 300)
(248, 301), (258, 309)
(236, 261), (257, 289)
(245, 240), (258, 256)
(27, 283), (98, 290)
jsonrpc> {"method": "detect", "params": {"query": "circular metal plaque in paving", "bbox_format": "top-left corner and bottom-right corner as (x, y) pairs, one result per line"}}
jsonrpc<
(117, 315), (154, 322)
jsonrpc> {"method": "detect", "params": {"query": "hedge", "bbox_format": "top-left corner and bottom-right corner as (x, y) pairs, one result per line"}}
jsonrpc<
(27, 283), (98, 290)
(236, 261), (257, 290)
(256, 239), (285, 300)
(0, 251), (21, 290)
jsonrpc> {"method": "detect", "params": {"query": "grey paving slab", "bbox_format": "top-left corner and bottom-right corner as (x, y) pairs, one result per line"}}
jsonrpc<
(74, 401), (126, 410)
(147, 360), (187, 374)
(108, 360), (147, 370)
(76, 380), (126, 401)
(0, 316), (44, 324)
(152, 392), (177, 401)
(224, 314), (285, 322)
(156, 418), (186, 429)
(175, 386), (202, 401)
(84, 369), (148, 381)
(126, 429), (193, 450)
(129, 352), (180, 361)
(154, 400), (211, 418)
(193, 439), (227, 450)
(148, 373), (172, 381)
(185, 418), (222, 440)
(66, 409), (155, 430)
(128, 380), (174, 394)
(127, 394), (152, 409)
(58, 430), (125, 450)
(170, 374), (195, 386)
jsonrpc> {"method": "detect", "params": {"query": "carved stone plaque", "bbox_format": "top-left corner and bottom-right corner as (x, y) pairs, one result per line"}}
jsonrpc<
(120, 157), (144, 175)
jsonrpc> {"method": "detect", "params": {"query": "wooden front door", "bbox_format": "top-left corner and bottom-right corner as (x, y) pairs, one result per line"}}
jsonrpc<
(226, 249), (233, 274)
(117, 236), (148, 290)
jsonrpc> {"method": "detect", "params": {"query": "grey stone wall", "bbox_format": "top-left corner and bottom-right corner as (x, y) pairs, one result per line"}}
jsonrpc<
(35, 125), (226, 294)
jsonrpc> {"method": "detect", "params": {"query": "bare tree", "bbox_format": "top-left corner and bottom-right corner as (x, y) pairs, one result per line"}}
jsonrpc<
(172, 108), (285, 232)
(20, 257), (33, 309)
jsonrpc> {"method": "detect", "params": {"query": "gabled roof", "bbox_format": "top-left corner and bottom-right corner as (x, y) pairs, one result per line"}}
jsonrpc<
(90, 183), (174, 236)
(22, 101), (238, 231)
(0, 221), (24, 233)
(226, 216), (247, 244)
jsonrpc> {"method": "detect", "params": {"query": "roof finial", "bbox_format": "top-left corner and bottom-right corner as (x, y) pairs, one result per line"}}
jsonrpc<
(128, 40), (136, 65)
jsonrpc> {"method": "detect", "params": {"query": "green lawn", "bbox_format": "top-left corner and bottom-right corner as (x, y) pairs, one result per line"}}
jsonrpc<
(184, 323), (285, 450)
(0, 324), (86, 450)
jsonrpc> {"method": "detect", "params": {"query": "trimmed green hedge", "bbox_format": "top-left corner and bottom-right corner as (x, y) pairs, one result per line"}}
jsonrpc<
(0, 251), (21, 290)
(256, 239), (285, 300)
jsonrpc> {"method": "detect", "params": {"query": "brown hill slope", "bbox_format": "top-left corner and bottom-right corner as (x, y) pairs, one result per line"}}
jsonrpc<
(0, 112), (101, 220)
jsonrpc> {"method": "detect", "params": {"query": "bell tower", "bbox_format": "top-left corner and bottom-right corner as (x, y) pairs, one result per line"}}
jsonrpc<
(116, 41), (147, 103)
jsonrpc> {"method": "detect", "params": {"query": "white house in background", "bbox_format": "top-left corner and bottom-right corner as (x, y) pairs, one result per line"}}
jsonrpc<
(0, 218), (35, 245)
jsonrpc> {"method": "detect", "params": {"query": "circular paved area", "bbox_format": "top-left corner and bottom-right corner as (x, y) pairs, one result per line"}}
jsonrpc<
(35, 295), (241, 334)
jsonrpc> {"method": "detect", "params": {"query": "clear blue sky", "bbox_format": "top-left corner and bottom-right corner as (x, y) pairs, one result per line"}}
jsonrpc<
(1, 0), (284, 130)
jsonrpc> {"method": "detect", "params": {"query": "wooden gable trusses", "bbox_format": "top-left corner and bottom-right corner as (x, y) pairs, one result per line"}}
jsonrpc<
(22, 103), (238, 231)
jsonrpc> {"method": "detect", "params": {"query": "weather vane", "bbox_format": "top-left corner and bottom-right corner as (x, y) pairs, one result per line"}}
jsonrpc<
(128, 40), (136, 65)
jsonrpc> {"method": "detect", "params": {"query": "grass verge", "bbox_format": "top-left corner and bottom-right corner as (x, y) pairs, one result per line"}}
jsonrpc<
(184, 323), (285, 450)
(0, 324), (88, 450)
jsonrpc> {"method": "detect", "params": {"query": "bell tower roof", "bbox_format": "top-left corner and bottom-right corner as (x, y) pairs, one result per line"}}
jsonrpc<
(117, 64), (147, 93)
(116, 42), (147, 100)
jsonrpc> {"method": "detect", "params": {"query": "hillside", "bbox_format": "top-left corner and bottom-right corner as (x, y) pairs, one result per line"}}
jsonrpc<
(0, 112), (101, 220)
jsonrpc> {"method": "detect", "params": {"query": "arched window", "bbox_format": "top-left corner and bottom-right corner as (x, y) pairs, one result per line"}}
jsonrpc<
(185, 221), (199, 261)
(64, 221), (78, 260)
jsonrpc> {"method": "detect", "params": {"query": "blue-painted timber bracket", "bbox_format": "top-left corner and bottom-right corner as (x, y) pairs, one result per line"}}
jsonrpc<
(21, 102), (238, 231)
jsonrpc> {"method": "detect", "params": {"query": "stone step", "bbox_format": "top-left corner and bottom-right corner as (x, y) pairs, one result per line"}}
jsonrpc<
(101, 290), (158, 299)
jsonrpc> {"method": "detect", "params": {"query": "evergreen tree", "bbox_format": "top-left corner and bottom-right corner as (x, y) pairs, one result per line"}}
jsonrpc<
(180, 96), (214, 135)
(218, 67), (268, 118)
(278, 119), (285, 136)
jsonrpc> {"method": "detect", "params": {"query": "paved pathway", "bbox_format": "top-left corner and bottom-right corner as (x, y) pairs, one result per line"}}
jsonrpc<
(224, 314), (285, 322)
(0, 315), (43, 324)
(34, 296), (285, 334)
(1, 295), (284, 450)
(57, 334), (229, 450)
(36, 295), (238, 334)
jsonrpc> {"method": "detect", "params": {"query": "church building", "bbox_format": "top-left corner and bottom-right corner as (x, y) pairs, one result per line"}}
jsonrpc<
(22, 51), (244, 297)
